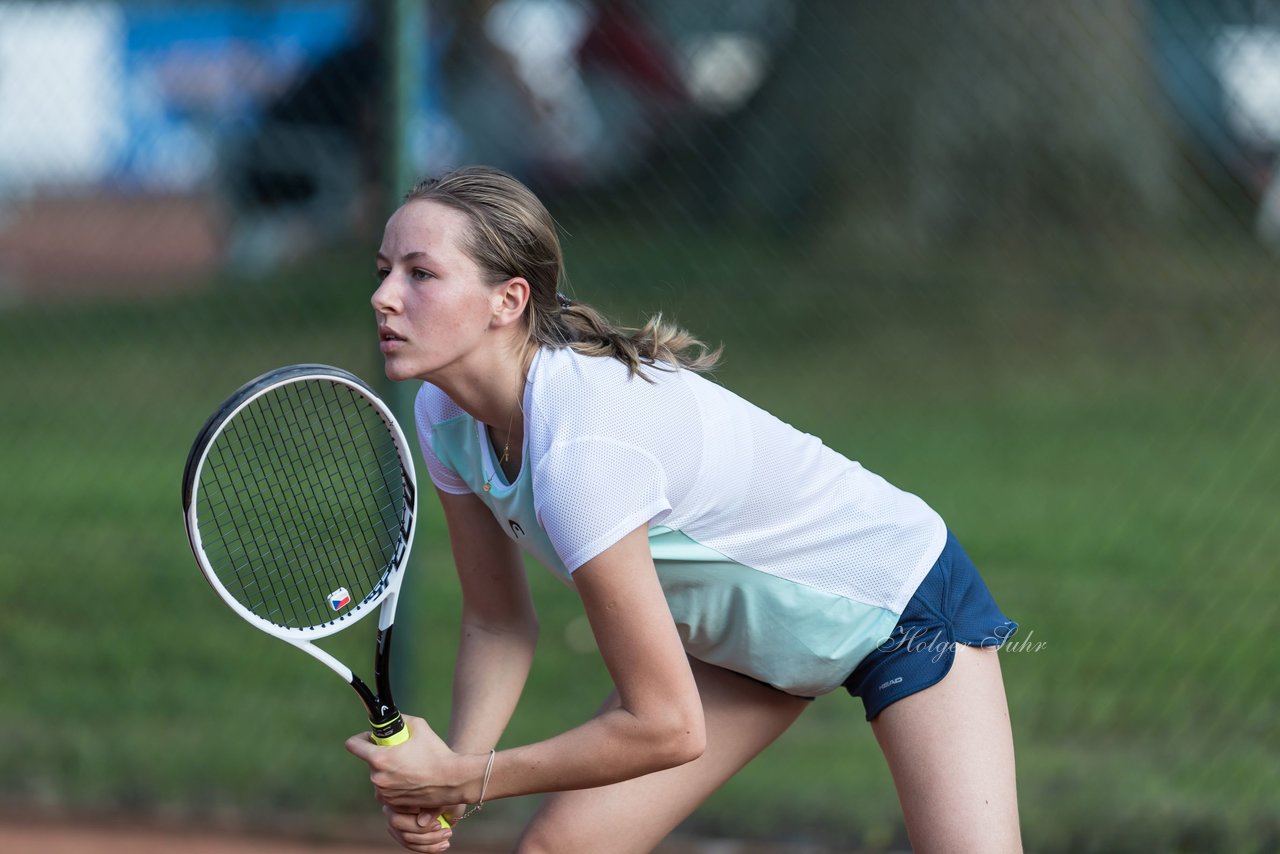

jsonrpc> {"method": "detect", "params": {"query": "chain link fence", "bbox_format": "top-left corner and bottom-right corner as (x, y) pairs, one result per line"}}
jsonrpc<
(2, 1), (1278, 851)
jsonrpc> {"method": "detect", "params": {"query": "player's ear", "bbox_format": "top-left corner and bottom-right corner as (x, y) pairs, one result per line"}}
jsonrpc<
(492, 277), (530, 328)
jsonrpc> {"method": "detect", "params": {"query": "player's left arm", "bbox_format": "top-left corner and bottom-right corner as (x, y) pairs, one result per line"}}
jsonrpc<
(566, 522), (707, 771)
(347, 523), (705, 808)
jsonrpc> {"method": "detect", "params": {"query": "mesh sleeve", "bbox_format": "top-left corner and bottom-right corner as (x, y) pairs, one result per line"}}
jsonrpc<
(534, 436), (672, 572)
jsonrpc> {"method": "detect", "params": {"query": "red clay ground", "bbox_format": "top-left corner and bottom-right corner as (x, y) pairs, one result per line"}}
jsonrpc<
(0, 818), (837, 853)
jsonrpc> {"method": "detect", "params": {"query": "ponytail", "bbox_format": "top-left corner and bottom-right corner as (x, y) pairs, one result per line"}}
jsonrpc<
(552, 300), (721, 380)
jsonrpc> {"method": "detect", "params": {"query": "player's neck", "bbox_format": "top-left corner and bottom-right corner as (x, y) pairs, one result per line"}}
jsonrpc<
(431, 341), (532, 434)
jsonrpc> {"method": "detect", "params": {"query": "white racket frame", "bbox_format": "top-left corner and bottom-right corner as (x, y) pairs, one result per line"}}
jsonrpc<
(183, 370), (418, 687)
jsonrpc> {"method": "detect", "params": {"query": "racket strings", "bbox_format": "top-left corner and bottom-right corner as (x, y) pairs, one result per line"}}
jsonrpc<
(197, 380), (407, 629)
(261, 384), (379, 599)
(200, 460), (403, 607)
(252, 382), (398, 619)
(221, 400), (319, 620)
(216, 389), (393, 624)
(305, 381), (404, 552)
(345, 381), (408, 539)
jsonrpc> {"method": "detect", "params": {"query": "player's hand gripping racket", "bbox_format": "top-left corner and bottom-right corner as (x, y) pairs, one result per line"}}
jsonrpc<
(181, 364), (427, 756)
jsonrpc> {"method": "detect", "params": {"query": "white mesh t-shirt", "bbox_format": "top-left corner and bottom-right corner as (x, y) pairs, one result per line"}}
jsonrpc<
(416, 346), (947, 696)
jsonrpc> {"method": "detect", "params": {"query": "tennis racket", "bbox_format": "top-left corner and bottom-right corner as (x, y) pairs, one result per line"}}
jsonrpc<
(181, 363), (422, 749)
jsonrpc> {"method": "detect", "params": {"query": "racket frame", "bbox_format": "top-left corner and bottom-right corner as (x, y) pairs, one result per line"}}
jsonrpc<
(182, 364), (418, 743)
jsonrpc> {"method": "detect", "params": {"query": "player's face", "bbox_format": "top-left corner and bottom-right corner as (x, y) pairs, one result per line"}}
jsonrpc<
(373, 201), (500, 382)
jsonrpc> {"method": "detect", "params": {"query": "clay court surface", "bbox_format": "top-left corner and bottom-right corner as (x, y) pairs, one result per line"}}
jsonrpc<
(0, 818), (826, 853)
(0, 822), (404, 854)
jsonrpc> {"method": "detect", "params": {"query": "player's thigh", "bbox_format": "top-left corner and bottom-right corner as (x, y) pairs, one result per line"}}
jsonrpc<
(515, 659), (810, 854)
(870, 644), (1021, 854)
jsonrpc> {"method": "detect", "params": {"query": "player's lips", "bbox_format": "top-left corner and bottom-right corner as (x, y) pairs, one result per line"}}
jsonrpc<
(378, 327), (407, 352)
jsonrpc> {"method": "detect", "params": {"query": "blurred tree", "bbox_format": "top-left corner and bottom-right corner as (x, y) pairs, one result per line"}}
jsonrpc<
(697, 1), (1189, 248)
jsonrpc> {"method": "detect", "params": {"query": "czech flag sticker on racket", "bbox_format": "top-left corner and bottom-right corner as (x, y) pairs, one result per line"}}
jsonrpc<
(329, 587), (352, 611)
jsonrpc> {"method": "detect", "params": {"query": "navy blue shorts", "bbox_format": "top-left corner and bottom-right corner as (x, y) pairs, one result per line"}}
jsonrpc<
(843, 531), (1018, 721)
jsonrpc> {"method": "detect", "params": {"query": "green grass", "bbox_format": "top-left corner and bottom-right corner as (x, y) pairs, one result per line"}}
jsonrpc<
(1, 225), (1277, 851)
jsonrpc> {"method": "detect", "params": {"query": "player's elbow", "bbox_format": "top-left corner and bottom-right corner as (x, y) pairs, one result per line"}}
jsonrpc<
(671, 720), (706, 766)
(460, 608), (539, 643)
(650, 705), (706, 769)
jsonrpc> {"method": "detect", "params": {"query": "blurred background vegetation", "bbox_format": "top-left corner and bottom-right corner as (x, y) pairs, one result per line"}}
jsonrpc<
(1, 1), (1278, 851)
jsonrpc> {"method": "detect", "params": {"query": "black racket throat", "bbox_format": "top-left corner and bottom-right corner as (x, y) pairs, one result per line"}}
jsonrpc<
(353, 624), (402, 736)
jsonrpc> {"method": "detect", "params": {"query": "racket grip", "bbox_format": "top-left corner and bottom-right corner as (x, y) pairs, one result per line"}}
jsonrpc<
(370, 712), (410, 746)
(368, 716), (452, 830)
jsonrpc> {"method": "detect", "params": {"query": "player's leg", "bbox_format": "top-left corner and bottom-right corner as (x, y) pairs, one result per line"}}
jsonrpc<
(870, 644), (1022, 853)
(514, 658), (810, 854)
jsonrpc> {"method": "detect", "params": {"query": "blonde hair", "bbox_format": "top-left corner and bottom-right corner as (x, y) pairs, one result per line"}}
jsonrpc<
(403, 166), (720, 378)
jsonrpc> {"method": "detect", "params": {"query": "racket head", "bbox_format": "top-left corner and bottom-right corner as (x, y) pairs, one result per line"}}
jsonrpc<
(182, 364), (417, 642)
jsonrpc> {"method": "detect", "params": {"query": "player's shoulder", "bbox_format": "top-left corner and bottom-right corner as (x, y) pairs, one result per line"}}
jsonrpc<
(537, 345), (629, 386)
(532, 346), (702, 440)
(413, 381), (468, 427)
(535, 347), (684, 407)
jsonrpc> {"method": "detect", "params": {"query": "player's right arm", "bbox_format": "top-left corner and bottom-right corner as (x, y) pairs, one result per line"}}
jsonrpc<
(438, 487), (539, 757)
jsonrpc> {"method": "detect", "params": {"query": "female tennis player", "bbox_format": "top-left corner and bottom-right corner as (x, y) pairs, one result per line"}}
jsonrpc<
(345, 166), (1023, 853)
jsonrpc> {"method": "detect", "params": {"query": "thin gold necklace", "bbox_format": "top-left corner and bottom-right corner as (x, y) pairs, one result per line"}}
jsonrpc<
(483, 375), (525, 493)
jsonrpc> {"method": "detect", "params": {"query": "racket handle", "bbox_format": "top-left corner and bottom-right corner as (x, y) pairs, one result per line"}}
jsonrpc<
(368, 716), (452, 830)
(370, 712), (410, 747)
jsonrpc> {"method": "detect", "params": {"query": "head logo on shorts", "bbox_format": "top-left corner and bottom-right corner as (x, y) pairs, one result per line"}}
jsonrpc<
(329, 587), (352, 611)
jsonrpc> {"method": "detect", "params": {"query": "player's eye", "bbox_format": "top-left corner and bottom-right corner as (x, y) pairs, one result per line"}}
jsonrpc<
(374, 267), (390, 282)
(411, 268), (433, 281)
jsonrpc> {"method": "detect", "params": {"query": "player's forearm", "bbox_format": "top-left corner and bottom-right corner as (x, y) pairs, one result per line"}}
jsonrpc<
(450, 704), (705, 803)
(446, 617), (538, 753)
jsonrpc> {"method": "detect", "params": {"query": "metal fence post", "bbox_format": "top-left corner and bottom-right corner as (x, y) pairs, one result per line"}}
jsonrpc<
(384, 0), (430, 721)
